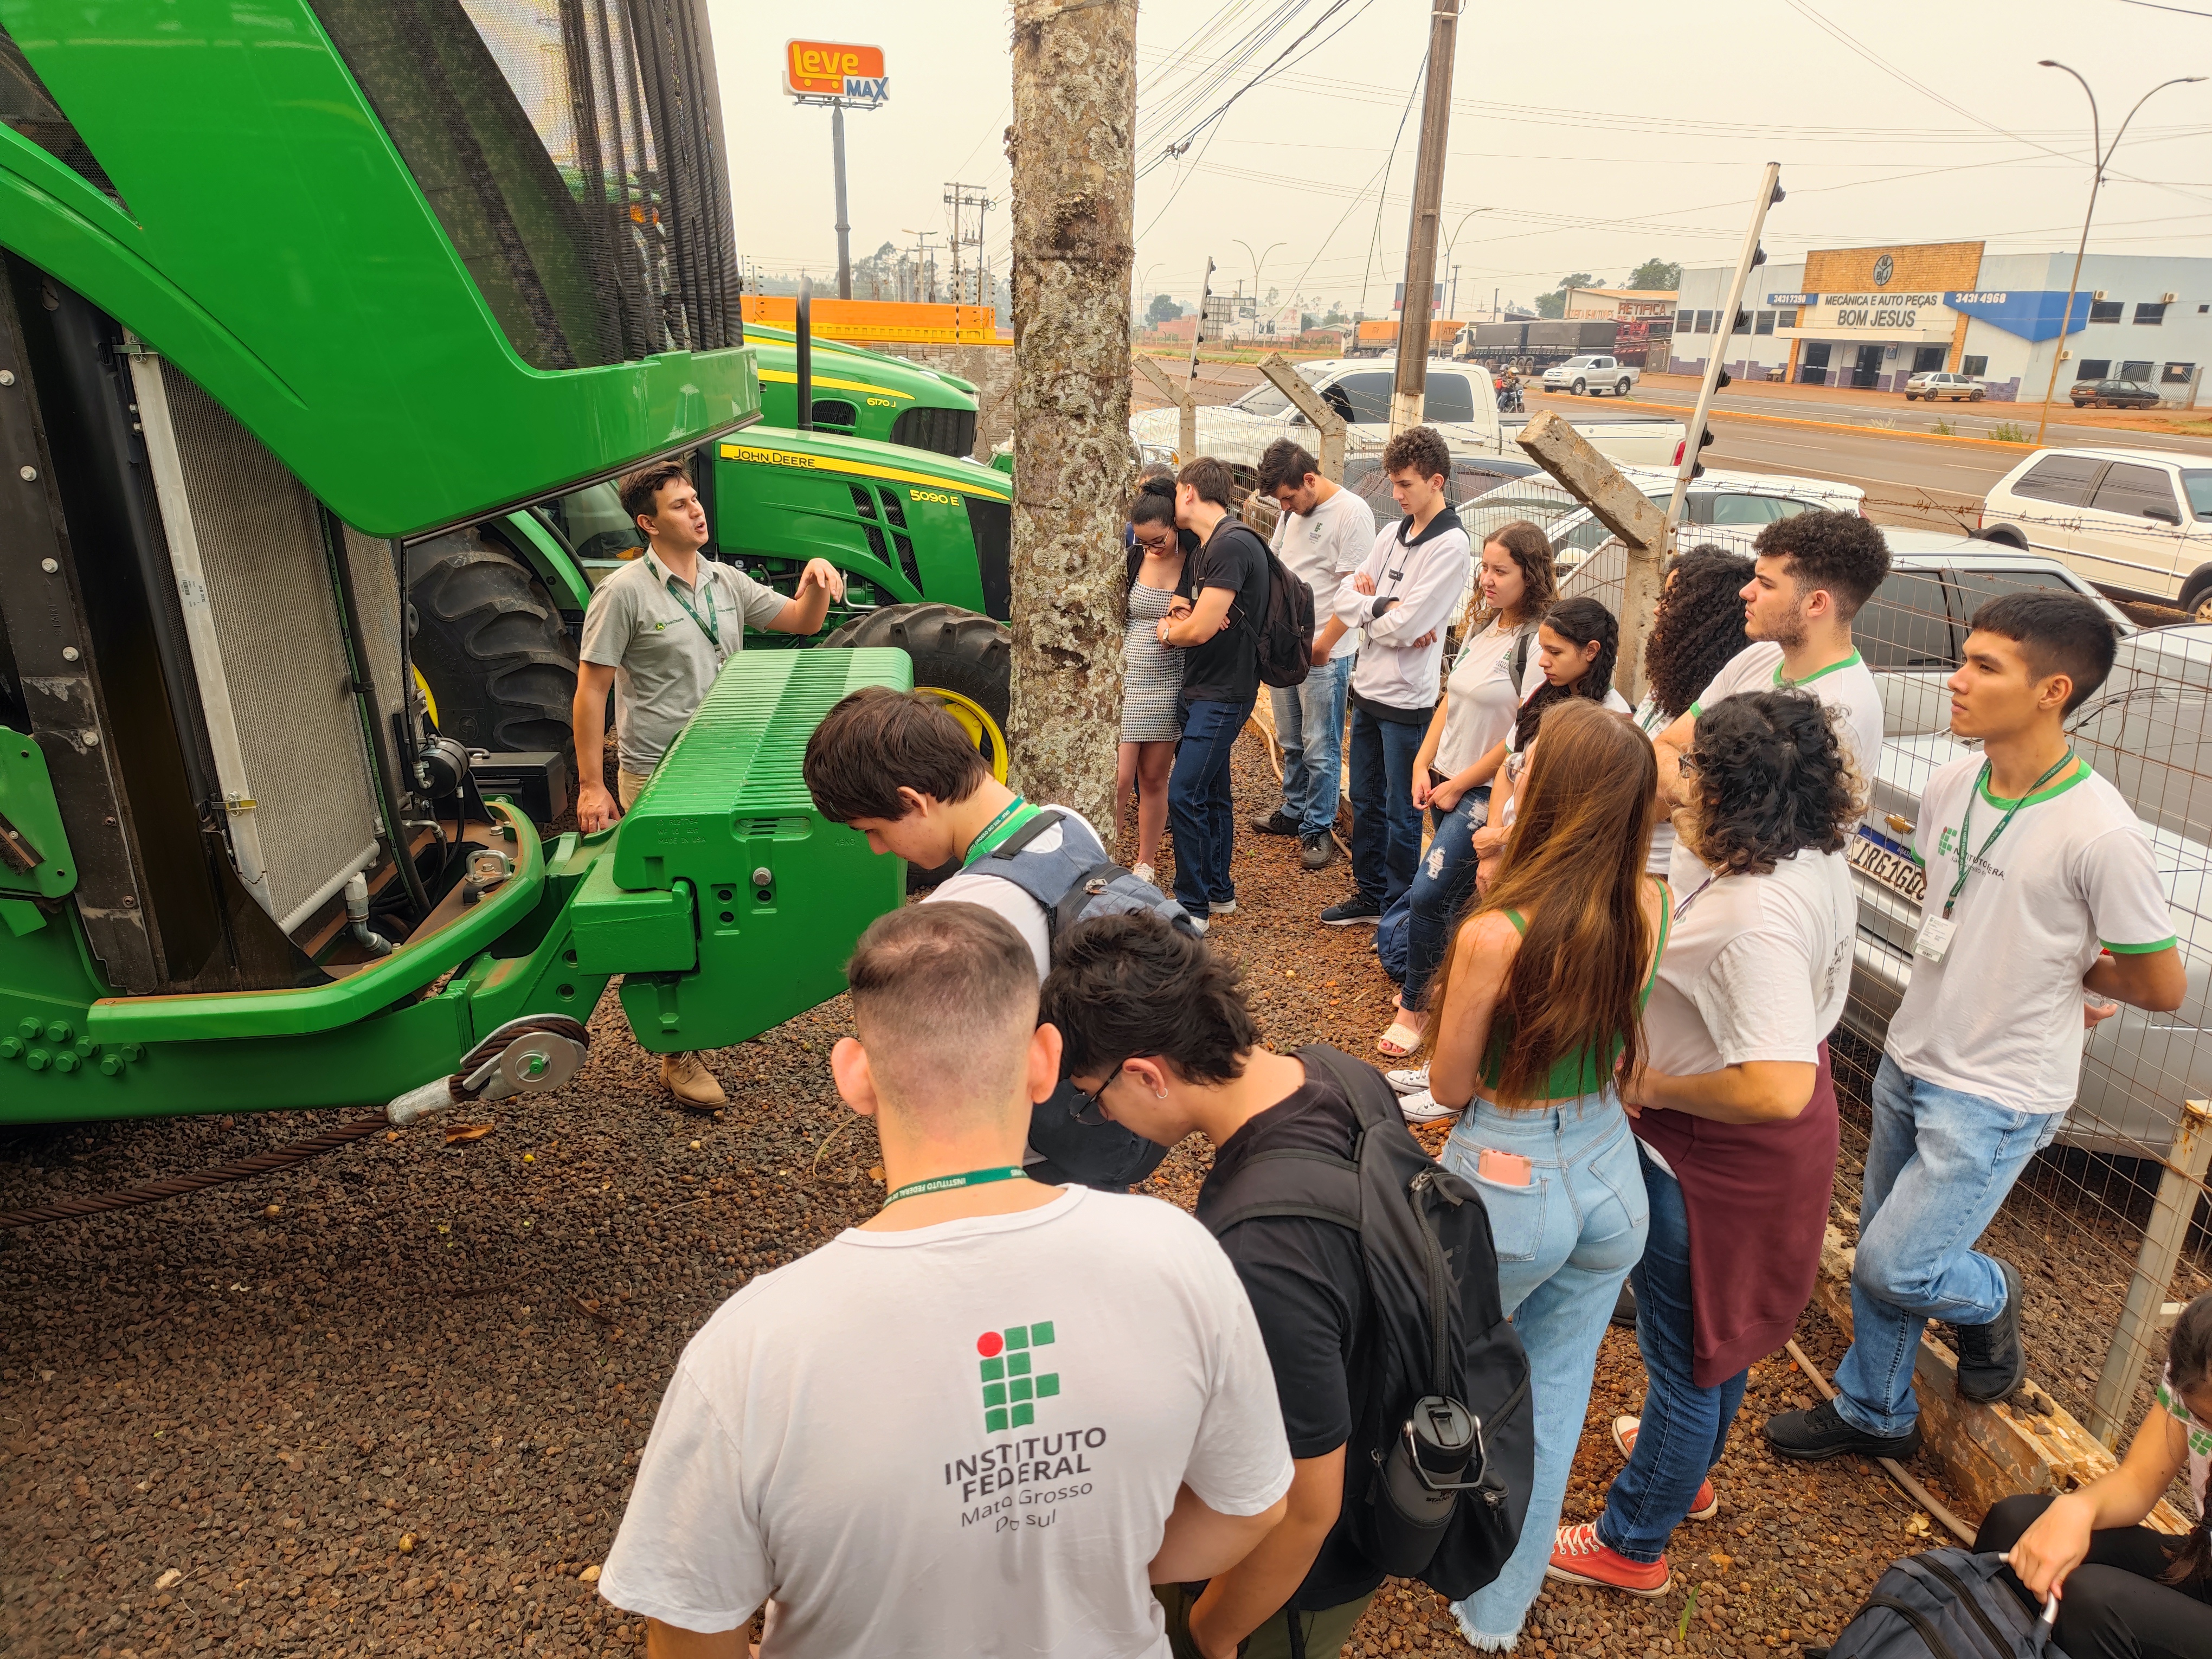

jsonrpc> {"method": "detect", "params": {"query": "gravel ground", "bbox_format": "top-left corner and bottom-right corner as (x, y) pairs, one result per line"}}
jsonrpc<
(3, 732), (1975, 1658)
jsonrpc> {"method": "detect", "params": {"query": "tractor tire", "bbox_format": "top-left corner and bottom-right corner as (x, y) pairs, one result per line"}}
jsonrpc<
(820, 603), (1011, 890)
(405, 531), (578, 761)
(819, 603), (1011, 783)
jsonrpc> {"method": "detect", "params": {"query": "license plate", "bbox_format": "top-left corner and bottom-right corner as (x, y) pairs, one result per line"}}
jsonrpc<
(1849, 827), (1926, 905)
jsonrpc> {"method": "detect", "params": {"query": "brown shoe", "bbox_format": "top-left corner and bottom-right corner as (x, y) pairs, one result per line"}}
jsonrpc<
(660, 1052), (727, 1111)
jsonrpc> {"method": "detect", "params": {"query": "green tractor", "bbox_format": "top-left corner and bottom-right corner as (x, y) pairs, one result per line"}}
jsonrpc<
(404, 303), (1015, 786)
(0, 0), (935, 1129)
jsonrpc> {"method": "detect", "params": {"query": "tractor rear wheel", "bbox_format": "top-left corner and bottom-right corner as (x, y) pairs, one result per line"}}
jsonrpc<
(819, 603), (1011, 783)
(405, 531), (578, 761)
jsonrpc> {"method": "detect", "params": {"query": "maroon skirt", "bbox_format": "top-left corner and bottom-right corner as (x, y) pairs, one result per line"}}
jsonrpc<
(1632, 1043), (1839, 1388)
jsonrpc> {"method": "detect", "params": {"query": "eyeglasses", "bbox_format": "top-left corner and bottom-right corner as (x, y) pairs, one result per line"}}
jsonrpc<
(1134, 533), (1175, 552)
(1069, 1065), (1124, 1126)
(1677, 752), (1702, 777)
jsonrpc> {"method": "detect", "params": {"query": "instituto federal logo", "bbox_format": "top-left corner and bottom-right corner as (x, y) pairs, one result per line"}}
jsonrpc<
(1873, 254), (1895, 287)
(1936, 826), (1958, 858)
(976, 1322), (1060, 1432)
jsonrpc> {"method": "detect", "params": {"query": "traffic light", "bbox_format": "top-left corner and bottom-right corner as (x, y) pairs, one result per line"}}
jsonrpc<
(1673, 424), (1718, 480)
(1716, 369), (1732, 390)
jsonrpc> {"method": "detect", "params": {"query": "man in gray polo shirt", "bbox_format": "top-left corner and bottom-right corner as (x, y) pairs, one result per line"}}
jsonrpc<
(575, 459), (845, 1107)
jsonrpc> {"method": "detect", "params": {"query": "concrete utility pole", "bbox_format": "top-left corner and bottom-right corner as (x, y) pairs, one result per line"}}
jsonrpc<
(1389, 2), (1464, 437)
(1006, 0), (1135, 829)
(831, 100), (853, 298)
(1515, 411), (1668, 706)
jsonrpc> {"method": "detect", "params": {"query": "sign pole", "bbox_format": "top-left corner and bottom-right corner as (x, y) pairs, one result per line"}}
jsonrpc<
(831, 99), (852, 300)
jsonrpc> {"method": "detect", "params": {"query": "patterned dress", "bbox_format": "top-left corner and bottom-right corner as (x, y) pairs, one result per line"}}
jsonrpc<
(1121, 580), (1184, 742)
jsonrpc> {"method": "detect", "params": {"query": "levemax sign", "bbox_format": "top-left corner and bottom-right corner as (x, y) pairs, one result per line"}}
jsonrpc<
(784, 40), (889, 104)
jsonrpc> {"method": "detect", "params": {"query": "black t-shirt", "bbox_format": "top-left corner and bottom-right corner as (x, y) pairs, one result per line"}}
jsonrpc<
(1199, 1071), (1385, 1611)
(1179, 517), (1271, 705)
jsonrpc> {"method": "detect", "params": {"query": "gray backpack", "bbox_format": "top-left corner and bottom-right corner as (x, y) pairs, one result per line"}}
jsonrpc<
(1816, 1549), (2057, 1659)
(974, 809), (1201, 949)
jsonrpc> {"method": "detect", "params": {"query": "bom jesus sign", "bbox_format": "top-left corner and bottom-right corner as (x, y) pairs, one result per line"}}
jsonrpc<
(784, 40), (889, 102)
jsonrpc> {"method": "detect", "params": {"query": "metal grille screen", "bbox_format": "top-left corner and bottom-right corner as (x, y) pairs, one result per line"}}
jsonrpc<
(341, 524), (409, 736)
(159, 365), (382, 930)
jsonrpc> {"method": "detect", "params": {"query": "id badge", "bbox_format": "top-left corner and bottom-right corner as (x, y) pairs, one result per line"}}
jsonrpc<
(1913, 914), (1957, 963)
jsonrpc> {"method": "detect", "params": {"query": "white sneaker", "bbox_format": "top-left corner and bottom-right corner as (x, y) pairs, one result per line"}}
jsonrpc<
(1184, 914), (1209, 936)
(1208, 899), (1238, 916)
(1385, 1064), (1430, 1097)
(1399, 1089), (1460, 1125)
(1131, 862), (1155, 885)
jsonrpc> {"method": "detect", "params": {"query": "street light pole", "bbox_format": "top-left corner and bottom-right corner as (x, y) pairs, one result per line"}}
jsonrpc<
(1233, 239), (1283, 340)
(2032, 63), (2204, 447)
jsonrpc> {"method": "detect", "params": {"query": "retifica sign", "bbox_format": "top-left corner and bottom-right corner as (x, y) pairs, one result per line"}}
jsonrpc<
(1780, 290), (1954, 342)
(784, 40), (889, 104)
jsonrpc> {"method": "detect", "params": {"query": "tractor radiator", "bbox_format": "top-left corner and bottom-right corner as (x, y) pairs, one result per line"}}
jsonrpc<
(130, 356), (385, 934)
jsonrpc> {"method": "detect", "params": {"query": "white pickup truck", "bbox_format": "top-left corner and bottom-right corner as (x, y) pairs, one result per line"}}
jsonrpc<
(1129, 357), (1683, 472)
(1540, 355), (1638, 397)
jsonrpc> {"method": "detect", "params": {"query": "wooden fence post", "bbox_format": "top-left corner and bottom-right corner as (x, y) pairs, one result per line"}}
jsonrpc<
(1256, 352), (1347, 482)
(1511, 409), (1666, 707)
(2089, 1098), (2212, 1445)
(1133, 356), (1195, 463)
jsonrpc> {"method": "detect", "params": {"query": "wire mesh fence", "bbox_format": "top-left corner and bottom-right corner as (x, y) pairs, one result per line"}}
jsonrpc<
(1561, 511), (2212, 1461)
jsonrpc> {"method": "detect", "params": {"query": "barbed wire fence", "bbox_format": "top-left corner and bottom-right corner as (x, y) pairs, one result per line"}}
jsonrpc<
(1555, 500), (2212, 1471)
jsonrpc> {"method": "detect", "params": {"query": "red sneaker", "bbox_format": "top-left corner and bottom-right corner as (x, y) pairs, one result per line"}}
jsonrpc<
(1546, 1522), (1671, 1596)
(1611, 1414), (1719, 1521)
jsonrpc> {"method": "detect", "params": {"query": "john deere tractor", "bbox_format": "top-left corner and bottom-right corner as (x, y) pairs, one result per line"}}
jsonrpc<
(0, 0), (934, 1128)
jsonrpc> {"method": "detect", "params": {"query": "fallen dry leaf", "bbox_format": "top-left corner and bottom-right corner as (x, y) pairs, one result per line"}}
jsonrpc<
(868, 1165), (886, 1184)
(1904, 1513), (1931, 1536)
(445, 1123), (494, 1146)
(155, 1568), (182, 1591)
(1709, 1552), (1733, 1570)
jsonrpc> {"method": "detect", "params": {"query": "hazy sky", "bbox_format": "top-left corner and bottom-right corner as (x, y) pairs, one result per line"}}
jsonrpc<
(710, 0), (2212, 314)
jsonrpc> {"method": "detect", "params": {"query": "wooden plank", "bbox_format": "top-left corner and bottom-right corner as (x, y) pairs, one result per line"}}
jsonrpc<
(2091, 1098), (2212, 1444)
(1512, 410), (1666, 705)
(1257, 352), (1347, 482)
(1812, 1226), (2190, 1533)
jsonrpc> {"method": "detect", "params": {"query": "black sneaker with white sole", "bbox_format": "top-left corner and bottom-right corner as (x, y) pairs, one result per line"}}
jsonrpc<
(1952, 1257), (2027, 1404)
(1763, 1398), (1923, 1463)
(1320, 892), (1382, 926)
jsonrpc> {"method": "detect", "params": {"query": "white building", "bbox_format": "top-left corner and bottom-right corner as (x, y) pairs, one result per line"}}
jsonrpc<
(1668, 240), (2211, 406)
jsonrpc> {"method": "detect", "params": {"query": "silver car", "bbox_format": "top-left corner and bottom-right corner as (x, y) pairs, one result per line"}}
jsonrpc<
(1567, 529), (2208, 1155)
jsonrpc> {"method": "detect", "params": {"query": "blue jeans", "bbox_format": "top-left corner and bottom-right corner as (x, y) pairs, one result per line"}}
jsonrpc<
(1271, 656), (1351, 838)
(1169, 693), (1255, 911)
(1347, 706), (1429, 906)
(1831, 1055), (2062, 1436)
(1594, 1146), (1747, 1564)
(1441, 1096), (1649, 1646)
(1404, 787), (1489, 1009)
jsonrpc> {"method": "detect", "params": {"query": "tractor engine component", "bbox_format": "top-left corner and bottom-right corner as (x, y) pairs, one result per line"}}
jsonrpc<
(342, 871), (393, 956)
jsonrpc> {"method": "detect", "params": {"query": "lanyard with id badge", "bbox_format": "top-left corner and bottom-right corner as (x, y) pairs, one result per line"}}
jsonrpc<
(1915, 751), (2075, 963)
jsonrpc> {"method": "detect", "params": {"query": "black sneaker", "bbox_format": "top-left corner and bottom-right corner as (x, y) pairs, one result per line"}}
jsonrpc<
(1300, 833), (1338, 871)
(1953, 1257), (2027, 1404)
(1321, 892), (1382, 926)
(1764, 1398), (1923, 1463)
(1610, 1281), (1637, 1329)
(1249, 809), (1301, 837)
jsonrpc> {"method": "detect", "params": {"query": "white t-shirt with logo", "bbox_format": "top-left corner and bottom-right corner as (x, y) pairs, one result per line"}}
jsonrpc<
(1883, 756), (2176, 1115)
(1633, 696), (1677, 877)
(599, 1186), (1293, 1656)
(1269, 487), (1377, 643)
(1654, 845), (1858, 1078)
(1690, 642), (1883, 787)
(2156, 1363), (2210, 1517)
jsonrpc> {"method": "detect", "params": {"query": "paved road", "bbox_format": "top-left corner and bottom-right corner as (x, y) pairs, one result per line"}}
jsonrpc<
(1618, 384), (2212, 458)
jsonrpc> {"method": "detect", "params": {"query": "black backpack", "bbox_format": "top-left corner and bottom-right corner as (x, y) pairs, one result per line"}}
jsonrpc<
(972, 808), (1201, 945)
(1196, 1045), (1533, 1600)
(1210, 518), (1314, 689)
(1816, 1549), (2058, 1659)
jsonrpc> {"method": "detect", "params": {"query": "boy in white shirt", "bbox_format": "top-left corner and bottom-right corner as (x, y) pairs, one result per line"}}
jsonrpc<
(1252, 439), (1376, 871)
(1316, 426), (1471, 928)
(598, 902), (1293, 1657)
(1767, 591), (2187, 1463)
(1652, 509), (1889, 826)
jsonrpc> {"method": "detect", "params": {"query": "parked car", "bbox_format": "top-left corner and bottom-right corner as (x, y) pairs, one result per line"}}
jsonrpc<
(1902, 369), (1984, 401)
(1978, 445), (2212, 615)
(1541, 355), (1638, 397)
(2071, 379), (2163, 409)
(1128, 357), (1684, 472)
(1462, 465), (1866, 577)
(1566, 529), (2203, 1155)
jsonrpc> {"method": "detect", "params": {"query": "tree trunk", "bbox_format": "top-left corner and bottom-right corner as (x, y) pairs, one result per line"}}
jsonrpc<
(1006, 0), (1135, 829)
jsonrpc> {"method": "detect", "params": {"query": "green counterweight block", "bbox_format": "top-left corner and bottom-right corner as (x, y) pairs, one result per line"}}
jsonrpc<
(576, 648), (912, 1054)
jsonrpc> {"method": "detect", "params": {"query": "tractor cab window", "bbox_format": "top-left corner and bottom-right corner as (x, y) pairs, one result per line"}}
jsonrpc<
(312, 0), (737, 372)
(541, 480), (646, 567)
